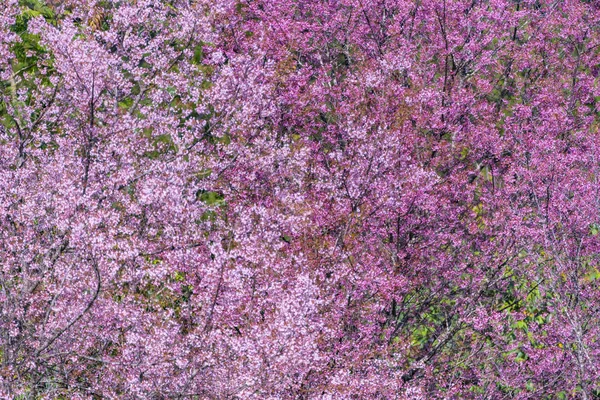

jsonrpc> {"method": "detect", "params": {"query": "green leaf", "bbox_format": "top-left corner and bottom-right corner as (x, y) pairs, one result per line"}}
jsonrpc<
(280, 235), (291, 243)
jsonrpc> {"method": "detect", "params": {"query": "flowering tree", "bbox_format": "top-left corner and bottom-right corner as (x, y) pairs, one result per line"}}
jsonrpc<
(2, 0), (600, 398)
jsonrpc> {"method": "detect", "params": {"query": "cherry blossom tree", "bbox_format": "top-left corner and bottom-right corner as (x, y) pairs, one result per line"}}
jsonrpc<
(2, 0), (600, 398)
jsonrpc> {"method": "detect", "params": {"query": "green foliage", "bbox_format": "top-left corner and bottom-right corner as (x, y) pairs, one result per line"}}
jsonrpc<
(196, 190), (224, 206)
(1, 0), (58, 136)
